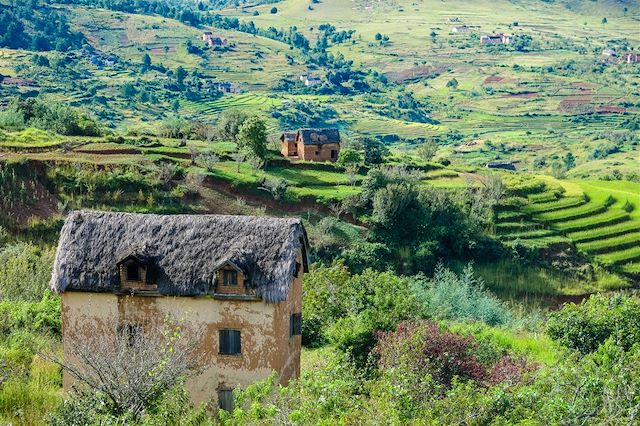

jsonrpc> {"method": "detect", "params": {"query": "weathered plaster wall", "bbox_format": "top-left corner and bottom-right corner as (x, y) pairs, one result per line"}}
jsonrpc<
(61, 249), (303, 407)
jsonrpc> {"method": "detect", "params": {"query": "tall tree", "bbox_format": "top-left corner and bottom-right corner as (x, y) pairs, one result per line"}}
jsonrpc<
(237, 116), (268, 159)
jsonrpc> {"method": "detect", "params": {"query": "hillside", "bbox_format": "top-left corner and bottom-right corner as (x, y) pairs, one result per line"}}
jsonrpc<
(2, 0), (640, 424)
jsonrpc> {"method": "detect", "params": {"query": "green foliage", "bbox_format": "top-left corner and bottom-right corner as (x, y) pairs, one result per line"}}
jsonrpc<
(363, 137), (388, 165)
(0, 292), (61, 337)
(50, 384), (212, 426)
(218, 109), (248, 142)
(0, 242), (55, 302)
(335, 148), (362, 167)
(0, 98), (101, 136)
(0, 2), (84, 51)
(302, 262), (422, 350)
(236, 116), (267, 159)
(546, 293), (640, 354)
(270, 101), (339, 129)
(225, 350), (364, 425)
(415, 264), (512, 326)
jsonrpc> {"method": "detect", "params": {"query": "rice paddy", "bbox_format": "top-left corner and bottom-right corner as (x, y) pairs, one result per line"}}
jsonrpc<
(497, 177), (640, 276)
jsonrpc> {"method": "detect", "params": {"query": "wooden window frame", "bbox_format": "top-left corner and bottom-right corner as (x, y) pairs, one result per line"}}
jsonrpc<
(219, 329), (241, 355)
(223, 269), (238, 286)
(290, 313), (302, 337)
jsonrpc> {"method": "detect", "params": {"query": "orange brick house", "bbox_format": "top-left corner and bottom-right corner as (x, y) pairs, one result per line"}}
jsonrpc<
(280, 129), (341, 162)
(50, 211), (308, 410)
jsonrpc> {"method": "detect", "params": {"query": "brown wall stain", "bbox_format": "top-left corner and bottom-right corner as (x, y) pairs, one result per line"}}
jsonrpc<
(61, 249), (303, 407)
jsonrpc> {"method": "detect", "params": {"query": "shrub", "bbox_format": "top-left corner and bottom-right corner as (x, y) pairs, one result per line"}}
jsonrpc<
(375, 321), (486, 389)
(546, 293), (640, 354)
(0, 243), (55, 302)
(414, 264), (512, 326)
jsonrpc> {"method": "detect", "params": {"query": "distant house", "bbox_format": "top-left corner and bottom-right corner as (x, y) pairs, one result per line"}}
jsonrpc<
(216, 82), (241, 94)
(203, 32), (228, 47)
(451, 26), (470, 33)
(486, 161), (516, 171)
(281, 129), (341, 162)
(299, 75), (322, 87)
(480, 33), (512, 45)
(622, 52), (640, 64)
(52, 211), (308, 411)
(602, 49), (618, 63)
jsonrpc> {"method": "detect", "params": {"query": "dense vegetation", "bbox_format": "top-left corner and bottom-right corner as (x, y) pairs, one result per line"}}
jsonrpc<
(0, 0), (638, 423)
(0, 2), (84, 51)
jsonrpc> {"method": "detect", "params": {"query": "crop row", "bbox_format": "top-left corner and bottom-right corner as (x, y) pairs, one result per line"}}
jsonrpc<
(524, 196), (585, 214)
(576, 232), (640, 255)
(551, 210), (629, 233)
(567, 220), (640, 243)
(595, 246), (640, 265)
(536, 202), (607, 223)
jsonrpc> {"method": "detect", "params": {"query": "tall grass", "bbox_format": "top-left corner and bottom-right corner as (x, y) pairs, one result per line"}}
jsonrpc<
(473, 259), (629, 299)
(0, 356), (61, 426)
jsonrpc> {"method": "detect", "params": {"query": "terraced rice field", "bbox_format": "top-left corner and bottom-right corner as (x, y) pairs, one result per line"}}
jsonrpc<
(181, 94), (282, 118)
(498, 179), (640, 276)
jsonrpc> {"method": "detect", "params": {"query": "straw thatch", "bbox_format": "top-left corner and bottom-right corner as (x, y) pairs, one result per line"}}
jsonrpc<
(297, 129), (341, 145)
(50, 211), (309, 303)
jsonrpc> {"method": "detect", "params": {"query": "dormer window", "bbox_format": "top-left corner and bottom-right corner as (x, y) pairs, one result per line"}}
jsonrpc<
(117, 253), (155, 290)
(223, 270), (237, 286)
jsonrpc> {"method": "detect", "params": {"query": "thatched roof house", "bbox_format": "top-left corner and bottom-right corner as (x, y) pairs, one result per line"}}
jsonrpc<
(51, 211), (309, 303)
(55, 211), (308, 408)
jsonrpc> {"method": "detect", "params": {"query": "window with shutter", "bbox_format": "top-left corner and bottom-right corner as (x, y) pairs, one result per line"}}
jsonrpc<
(219, 329), (241, 355)
(218, 389), (234, 411)
(290, 313), (302, 337)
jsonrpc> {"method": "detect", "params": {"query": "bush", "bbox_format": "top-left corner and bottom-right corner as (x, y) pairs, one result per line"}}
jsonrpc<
(302, 262), (422, 351)
(0, 243), (56, 302)
(414, 264), (512, 326)
(546, 293), (640, 354)
(0, 98), (101, 136)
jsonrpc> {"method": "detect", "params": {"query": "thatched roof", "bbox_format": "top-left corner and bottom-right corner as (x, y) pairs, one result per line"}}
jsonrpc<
(51, 211), (309, 303)
(297, 129), (340, 145)
(280, 132), (296, 142)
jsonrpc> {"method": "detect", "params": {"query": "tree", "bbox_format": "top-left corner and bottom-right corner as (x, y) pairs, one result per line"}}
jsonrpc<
(601, 17), (607, 24)
(336, 148), (362, 168)
(121, 83), (137, 100)
(259, 177), (287, 200)
(175, 66), (187, 88)
(141, 53), (152, 71)
(564, 152), (575, 170)
(270, 6), (278, 14)
(363, 137), (388, 165)
(159, 115), (190, 139)
(218, 109), (248, 142)
(416, 140), (438, 161)
(237, 116), (267, 159)
(375, 33), (382, 41)
(446, 78), (459, 89)
(46, 319), (203, 420)
(197, 152), (220, 172)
